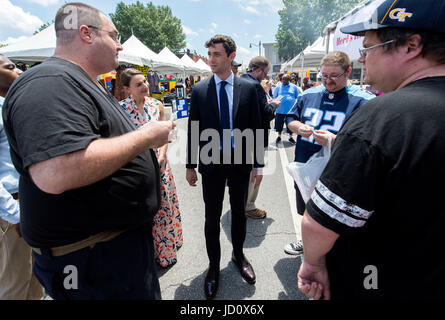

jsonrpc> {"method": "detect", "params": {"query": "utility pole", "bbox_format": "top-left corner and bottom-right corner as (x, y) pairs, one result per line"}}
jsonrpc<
(250, 41), (262, 56)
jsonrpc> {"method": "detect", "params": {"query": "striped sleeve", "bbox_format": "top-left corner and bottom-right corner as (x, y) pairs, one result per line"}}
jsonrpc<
(309, 180), (373, 229)
(306, 132), (385, 235)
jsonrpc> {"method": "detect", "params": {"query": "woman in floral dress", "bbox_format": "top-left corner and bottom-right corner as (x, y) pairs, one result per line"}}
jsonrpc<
(119, 68), (183, 268)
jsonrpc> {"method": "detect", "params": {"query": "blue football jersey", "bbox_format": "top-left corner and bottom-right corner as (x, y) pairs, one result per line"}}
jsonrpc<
(286, 85), (375, 162)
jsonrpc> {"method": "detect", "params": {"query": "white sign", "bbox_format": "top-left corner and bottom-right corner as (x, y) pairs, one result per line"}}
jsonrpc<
(333, 0), (387, 61)
(333, 22), (364, 61)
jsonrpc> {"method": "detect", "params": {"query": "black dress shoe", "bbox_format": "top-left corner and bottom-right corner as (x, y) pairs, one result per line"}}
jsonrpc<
(204, 267), (219, 300)
(232, 252), (256, 285)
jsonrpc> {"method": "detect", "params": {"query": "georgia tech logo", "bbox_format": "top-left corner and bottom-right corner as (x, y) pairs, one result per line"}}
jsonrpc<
(389, 8), (413, 22)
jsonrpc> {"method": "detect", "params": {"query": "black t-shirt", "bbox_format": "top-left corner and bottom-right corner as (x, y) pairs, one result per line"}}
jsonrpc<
(306, 77), (445, 299)
(3, 57), (161, 248)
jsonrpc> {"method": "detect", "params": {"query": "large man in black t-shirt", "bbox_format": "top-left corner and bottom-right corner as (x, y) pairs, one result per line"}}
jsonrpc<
(2, 3), (174, 300)
(297, 0), (445, 300)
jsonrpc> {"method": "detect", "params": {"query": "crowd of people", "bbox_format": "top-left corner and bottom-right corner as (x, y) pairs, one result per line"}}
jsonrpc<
(1, 0), (445, 301)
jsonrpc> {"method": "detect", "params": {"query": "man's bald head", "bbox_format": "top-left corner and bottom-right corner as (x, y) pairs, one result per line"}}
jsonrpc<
(282, 74), (290, 85)
(55, 2), (106, 45)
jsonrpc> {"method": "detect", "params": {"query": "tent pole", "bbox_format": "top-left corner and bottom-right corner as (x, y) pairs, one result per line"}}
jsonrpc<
(301, 53), (305, 87)
(325, 31), (330, 54)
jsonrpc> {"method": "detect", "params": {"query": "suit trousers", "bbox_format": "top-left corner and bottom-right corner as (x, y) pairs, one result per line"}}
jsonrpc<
(0, 217), (44, 300)
(201, 164), (251, 268)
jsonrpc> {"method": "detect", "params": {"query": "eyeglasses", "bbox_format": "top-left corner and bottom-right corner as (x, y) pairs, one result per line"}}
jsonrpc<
(260, 68), (268, 77)
(87, 25), (121, 44)
(252, 66), (267, 77)
(359, 40), (395, 60)
(321, 70), (347, 81)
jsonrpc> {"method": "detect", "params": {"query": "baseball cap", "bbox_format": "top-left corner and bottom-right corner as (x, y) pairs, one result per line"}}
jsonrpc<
(341, 0), (445, 36)
(231, 60), (242, 67)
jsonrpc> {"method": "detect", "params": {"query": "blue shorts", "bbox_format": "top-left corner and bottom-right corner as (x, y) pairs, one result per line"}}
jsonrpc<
(274, 114), (291, 133)
(32, 223), (161, 300)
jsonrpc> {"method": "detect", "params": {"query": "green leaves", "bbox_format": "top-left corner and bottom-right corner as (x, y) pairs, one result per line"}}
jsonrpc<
(110, 1), (186, 54)
(275, 0), (360, 61)
(33, 21), (53, 35)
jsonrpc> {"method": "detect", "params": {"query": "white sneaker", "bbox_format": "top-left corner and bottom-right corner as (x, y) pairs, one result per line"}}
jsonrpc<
(284, 240), (303, 255)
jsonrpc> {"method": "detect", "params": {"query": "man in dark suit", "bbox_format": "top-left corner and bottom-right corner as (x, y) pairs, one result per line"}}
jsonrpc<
(186, 35), (263, 300)
(240, 56), (280, 220)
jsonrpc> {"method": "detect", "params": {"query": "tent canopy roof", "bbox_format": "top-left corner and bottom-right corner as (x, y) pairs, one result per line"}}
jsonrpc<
(281, 34), (334, 72)
(195, 59), (212, 75)
(0, 27), (212, 76)
(0, 25), (56, 64)
(180, 54), (208, 75)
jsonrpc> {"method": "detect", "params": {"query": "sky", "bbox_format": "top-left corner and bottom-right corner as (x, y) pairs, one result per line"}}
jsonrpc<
(0, 0), (285, 68)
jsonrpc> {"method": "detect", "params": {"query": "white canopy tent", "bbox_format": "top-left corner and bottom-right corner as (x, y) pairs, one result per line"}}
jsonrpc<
(120, 35), (157, 66)
(0, 25), (148, 67)
(0, 25), (209, 77)
(281, 34), (334, 73)
(180, 54), (206, 76)
(279, 59), (291, 73)
(120, 35), (186, 74)
(195, 58), (212, 76)
(0, 25), (56, 64)
(157, 47), (186, 75)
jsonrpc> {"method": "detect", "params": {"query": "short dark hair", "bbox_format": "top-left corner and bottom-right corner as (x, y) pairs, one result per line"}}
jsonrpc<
(205, 35), (236, 56)
(248, 56), (271, 72)
(55, 3), (105, 45)
(376, 28), (445, 64)
(120, 68), (144, 87)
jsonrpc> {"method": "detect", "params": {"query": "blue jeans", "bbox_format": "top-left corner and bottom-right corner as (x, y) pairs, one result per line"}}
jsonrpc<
(32, 223), (161, 300)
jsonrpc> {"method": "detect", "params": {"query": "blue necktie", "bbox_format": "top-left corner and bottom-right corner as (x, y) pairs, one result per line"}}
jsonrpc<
(219, 81), (230, 150)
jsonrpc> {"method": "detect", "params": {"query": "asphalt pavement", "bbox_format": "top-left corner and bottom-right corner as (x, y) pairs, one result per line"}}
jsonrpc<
(159, 111), (307, 300)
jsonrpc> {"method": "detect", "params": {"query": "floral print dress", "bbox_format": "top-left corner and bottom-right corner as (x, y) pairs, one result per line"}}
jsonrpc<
(120, 96), (183, 268)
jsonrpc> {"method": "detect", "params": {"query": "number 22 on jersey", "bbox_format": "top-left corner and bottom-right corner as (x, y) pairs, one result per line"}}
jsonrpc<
(301, 108), (346, 144)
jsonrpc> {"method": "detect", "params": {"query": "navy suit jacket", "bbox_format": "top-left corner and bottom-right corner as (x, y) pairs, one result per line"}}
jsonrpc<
(240, 73), (277, 147)
(187, 75), (264, 175)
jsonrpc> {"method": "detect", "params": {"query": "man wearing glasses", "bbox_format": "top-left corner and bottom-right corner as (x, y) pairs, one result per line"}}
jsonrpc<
(283, 51), (374, 256)
(3, 3), (174, 300)
(297, 0), (445, 300)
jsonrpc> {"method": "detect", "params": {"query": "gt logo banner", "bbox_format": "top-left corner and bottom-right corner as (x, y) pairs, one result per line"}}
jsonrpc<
(389, 8), (413, 22)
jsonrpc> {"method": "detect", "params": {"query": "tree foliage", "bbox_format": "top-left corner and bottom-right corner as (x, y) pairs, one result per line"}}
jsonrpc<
(34, 21), (53, 35)
(276, 0), (361, 61)
(110, 1), (186, 54)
